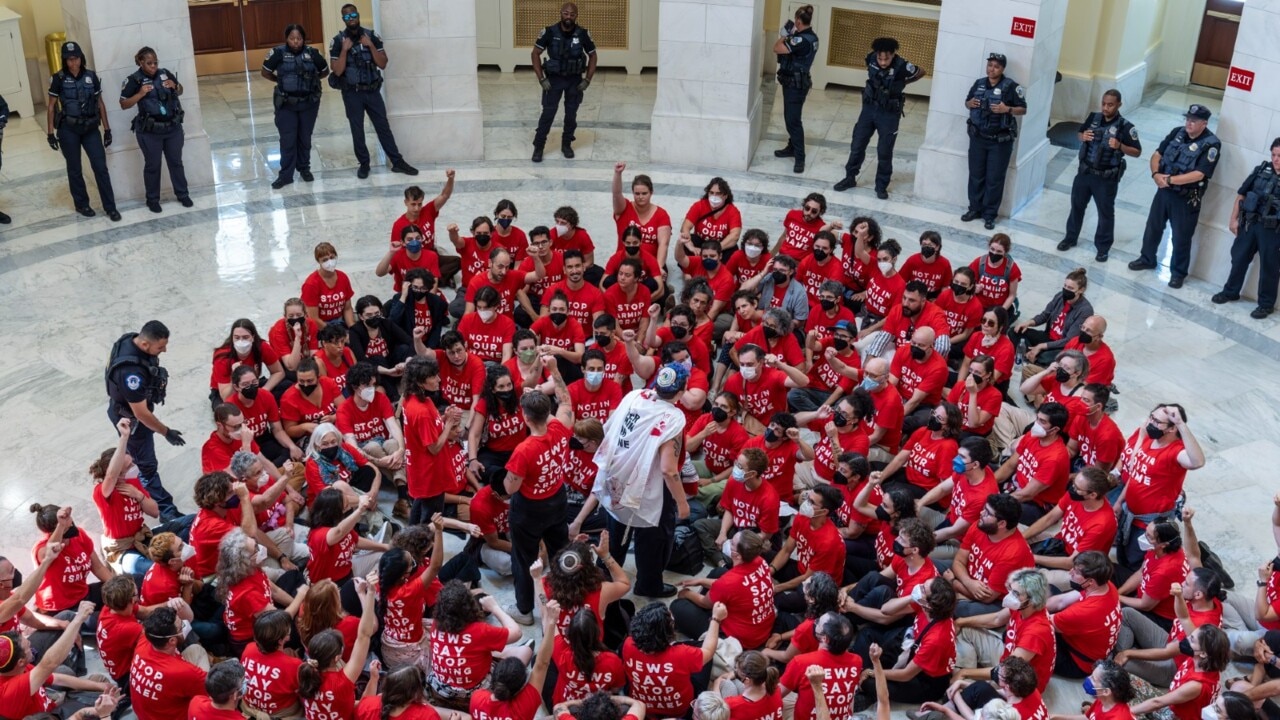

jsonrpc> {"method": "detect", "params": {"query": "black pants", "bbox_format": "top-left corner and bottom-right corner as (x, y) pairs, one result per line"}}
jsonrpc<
(967, 134), (1015, 221)
(670, 567), (729, 640)
(510, 488), (570, 614)
(274, 100), (320, 181)
(1064, 170), (1120, 253)
(607, 486), (677, 596)
(780, 83), (810, 162)
(255, 434), (292, 469)
(1007, 326), (1061, 365)
(845, 105), (901, 191)
(534, 74), (584, 149)
(341, 88), (403, 165)
(1053, 634), (1090, 678)
(410, 494), (445, 526)
(1139, 187), (1200, 280)
(58, 123), (116, 212)
(107, 405), (180, 521)
(136, 127), (188, 203)
(1223, 223), (1280, 309)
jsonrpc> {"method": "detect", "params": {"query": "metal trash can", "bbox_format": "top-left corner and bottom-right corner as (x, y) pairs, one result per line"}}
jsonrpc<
(46, 32), (66, 76)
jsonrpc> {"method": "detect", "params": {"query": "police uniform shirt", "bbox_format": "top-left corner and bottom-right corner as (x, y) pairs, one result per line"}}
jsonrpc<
(111, 359), (151, 409)
(1238, 162), (1279, 202)
(1156, 127), (1220, 184)
(784, 31), (817, 64)
(263, 46), (329, 94)
(965, 76), (1027, 111)
(120, 69), (182, 109)
(329, 28), (385, 77)
(48, 68), (102, 118)
(1076, 112), (1140, 166)
(533, 24), (597, 73)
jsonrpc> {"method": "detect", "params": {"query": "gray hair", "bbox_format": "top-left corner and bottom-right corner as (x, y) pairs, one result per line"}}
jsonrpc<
(308, 422), (343, 458)
(215, 528), (258, 600)
(979, 699), (1019, 720)
(1008, 568), (1050, 612)
(1057, 348), (1090, 379)
(228, 450), (260, 480)
(691, 692), (730, 720)
(762, 308), (794, 335)
(819, 280), (844, 298)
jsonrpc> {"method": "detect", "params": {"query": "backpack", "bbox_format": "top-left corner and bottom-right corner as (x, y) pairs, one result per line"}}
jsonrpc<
(666, 524), (704, 576)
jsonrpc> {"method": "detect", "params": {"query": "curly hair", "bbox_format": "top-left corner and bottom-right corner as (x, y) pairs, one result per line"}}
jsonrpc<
(391, 524), (435, 563)
(376, 548), (418, 618)
(629, 601), (675, 654)
(546, 541), (603, 609)
(195, 471), (234, 511)
(148, 532), (178, 563)
(88, 446), (119, 482)
(432, 580), (484, 635)
(298, 579), (342, 648)
(572, 692), (625, 720)
(215, 528), (258, 600)
(803, 572), (840, 620)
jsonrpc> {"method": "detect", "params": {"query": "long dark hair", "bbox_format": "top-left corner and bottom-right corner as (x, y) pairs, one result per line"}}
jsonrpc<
(376, 548), (415, 619)
(297, 629), (343, 699)
(566, 608), (605, 679)
(399, 355), (440, 403)
(433, 580), (484, 635)
(481, 365), (519, 415)
(214, 318), (264, 364)
(546, 541), (603, 608)
(380, 666), (425, 720)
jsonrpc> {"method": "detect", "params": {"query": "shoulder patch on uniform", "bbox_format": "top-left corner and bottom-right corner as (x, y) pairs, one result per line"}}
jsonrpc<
(1130, 126), (1138, 140)
(1207, 146), (1219, 162)
(905, 63), (917, 74)
(125, 374), (143, 391)
(1015, 85), (1025, 98)
(790, 36), (802, 45)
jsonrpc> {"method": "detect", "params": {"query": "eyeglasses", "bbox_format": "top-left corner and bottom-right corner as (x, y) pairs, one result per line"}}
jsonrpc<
(342, 12), (359, 20)
(981, 319), (998, 328)
(238, 382), (259, 391)
(0, 577), (14, 588)
(803, 205), (821, 214)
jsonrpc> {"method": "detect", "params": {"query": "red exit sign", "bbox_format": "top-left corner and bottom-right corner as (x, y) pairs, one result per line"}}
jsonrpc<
(1228, 66), (1255, 91)
(1011, 17), (1036, 38)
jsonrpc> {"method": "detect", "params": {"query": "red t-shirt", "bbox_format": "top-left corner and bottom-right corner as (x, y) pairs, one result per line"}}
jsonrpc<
(890, 345), (947, 406)
(777, 209), (826, 259)
(725, 250), (772, 287)
(902, 428), (959, 492)
(496, 226), (529, 263)
(356, 699), (440, 720)
(868, 386), (904, 453)
(1004, 609), (1055, 691)
(789, 520), (845, 579)
(231, 391), (282, 443)
(880, 302), (952, 351)
(1169, 667), (1219, 720)
(900, 253), (954, 296)
(465, 270), (527, 316)
(279, 377), (341, 425)
(308, 526), (359, 584)
(242, 644), (304, 716)
(335, 391), (395, 444)
(947, 383), (1003, 436)
(130, 642), (208, 720)
(723, 367), (790, 422)
(947, 470), (999, 526)
(968, 257), (1022, 309)
(34, 534), (95, 612)
(686, 415), (751, 476)
(225, 570), (272, 642)
(806, 343), (859, 395)
(458, 236), (495, 287)
(470, 683), (541, 720)
(384, 567), (431, 644)
(430, 620), (512, 690)
(314, 348), (357, 392)
(864, 266), (905, 318)
(797, 256), (845, 306)
(909, 612), (957, 676)
(97, 607), (143, 680)
(201, 431), (261, 473)
(935, 288), (985, 336)
(1013, 692), (1049, 720)
(542, 280), (605, 330)
(780, 649), (862, 720)
(597, 339), (634, 389)
(1011, 433), (1071, 507)
(734, 325), (805, 368)
(300, 669), (356, 720)
(188, 507), (240, 576)
(1068, 413), (1126, 469)
(684, 199), (742, 243)
(725, 690), (784, 720)
(268, 317), (322, 360)
(391, 207), (441, 250)
(551, 226), (595, 255)
(456, 312), (516, 364)
(301, 271), (354, 321)
(743, 435), (799, 501)
(0, 666), (56, 718)
(805, 306), (857, 343)
(708, 557), (777, 649)
(93, 476), (150, 539)
(209, 341), (281, 389)
(962, 333), (1016, 380)
(191, 694), (252, 719)
(141, 561), (184, 606)
(435, 349), (486, 411)
(655, 323), (714, 374)
(623, 639), (705, 718)
(890, 555), (938, 604)
(812, 427), (869, 483)
(470, 486), (511, 538)
(531, 314), (586, 353)
(718, 479), (781, 535)
(473, 397), (527, 453)
(386, 248), (442, 292)
(1139, 548), (1190, 620)
(615, 199), (672, 254)
(402, 394), (444, 499)
(1118, 431), (1188, 515)
(1051, 584), (1122, 671)
(1088, 700), (1136, 720)
(1065, 336), (1118, 386)
(959, 525), (1034, 593)
(605, 249), (664, 285)
(1056, 496), (1118, 555)
(552, 638), (626, 704)
(567, 377), (624, 423)
(521, 251), (566, 300)
(506, 419), (572, 499)
(602, 283), (653, 332)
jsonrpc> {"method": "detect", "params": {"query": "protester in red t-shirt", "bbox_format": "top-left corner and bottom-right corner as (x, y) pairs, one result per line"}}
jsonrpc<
(209, 318), (285, 402)
(1022, 467), (1118, 584)
(1129, 625), (1230, 720)
(241, 609), (305, 717)
(298, 576), (378, 720)
(1065, 315), (1117, 385)
(189, 660), (253, 720)
(969, 234), (1021, 312)
(131, 607), (209, 720)
(952, 568), (1055, 692)
(861, 281), (952, 361)
(471, 601), (560, 720)
(463, 246), (544, 317)
(90, 418), (160, 571)
(1066, 384), (1126, 472)
(1117, 518), (1189, 625)
(314, 324), (358, 391)
(686, 393), (752, 492)
(774, 195), (830, 259)
(390, 179), (453, 254)
(916, 437), (997, 547)
(624, 601), (727, 718)
(95, 575), (147, 683)
(29, 505), (113, 614)
(958, 307), (1016, 387)
(947, 356), (1002, 437)
(772, 486), (846, 612)
(1011, 268), (1092, 366)
(900, 231), (954, 298)
(447, 217), (499, 288)
(301, 242), (355, 326)
(779, 612), (864, 720)
(457, 286), (516, 364)
(535, 291), (588, 368)
(672, 530), (776, 649)
(723, 344), (810, 432)
(941, 655), (1045, 720)
(1046, 551), (1123, 677)
(949, 494), (1035, 615)
(0, 601), (97, 719)
(868, 577), (958, 702)
(872, 403), (961, 496)
(268, 298), (323, 373)
(613, 163), (673, 261)
(429, 581), (530, 701)
(994, 402), (1072, 524)
(889, 327), (948, 419)
(1114, 404), (1205, 569)
(216, 526), (307, 650)
(935, 267), (985, 354)
(680, 178), (743, 251)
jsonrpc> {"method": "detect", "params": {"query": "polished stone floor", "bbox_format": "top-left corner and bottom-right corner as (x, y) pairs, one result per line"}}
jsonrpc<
(0, 67), (1274, 715)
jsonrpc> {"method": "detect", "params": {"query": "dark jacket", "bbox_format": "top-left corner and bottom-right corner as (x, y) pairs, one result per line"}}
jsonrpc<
(1030, 292), (1094, 352)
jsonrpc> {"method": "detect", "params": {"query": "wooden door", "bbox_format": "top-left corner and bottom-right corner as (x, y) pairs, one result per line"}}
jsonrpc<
(243, 0), (324, 52)
(193, 0), (323, 75)
(1190, 0), (1243, 89)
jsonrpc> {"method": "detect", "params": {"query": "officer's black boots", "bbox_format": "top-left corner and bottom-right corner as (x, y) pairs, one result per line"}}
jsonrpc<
(876, 189), (889, 200)
(793, 159), (804, 174)
(961, 210), (981, 222)
(108, 209), (121, 222)
(357, 163), (371, 179)
(984, 219), (995, 230)
(1057, 239), (1077, 251)
(76, 207), (95, 218)
(532, 147), (544, 163)
(271, 176), (293, 190)
(833, 177), (856, 192)
(774, 145), (795, 158)
(0, 210), (11, 224)
(147, 201), (162, 213)
(391, 160), (419, 175)
(562, 143), (574, 160)
(180, 197), (194, 208)
(299, 169), (314, 182)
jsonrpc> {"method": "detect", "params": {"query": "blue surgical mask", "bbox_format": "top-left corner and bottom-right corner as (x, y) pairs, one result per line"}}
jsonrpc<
(731, 466), (746, 482)
(405, 240), (423, 254)
(952, 456), (968, 474)
(584, 371), (604, 387)
(860, 377), (880, 392)
(497, 218), (513, 229)
(1083, 677), (1098, 697)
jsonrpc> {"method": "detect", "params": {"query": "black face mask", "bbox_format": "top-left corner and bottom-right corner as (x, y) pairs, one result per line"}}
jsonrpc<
(927, 416), (943, 432)
(764, 428), (780, 443)
(410, 290), (427, 303)
(921, 245), (938, 259)
(1078, 331), (1094, 345)
(762, 326), (780, 340)
(832, 471), (848, 485)
(820, 298), (836, 312)
(495, 390), (516, 402)
(1145, 423), (1163, 440)
(951, 283), (970, 297)
(1271, 556), (1280, 574)
(288, 317), (305, 327)
(813, 249), (829, 262)
(594, 334), (612, 347)
(63, 524), (80, 539)
(711, 407), (729, 423)
(241, 386), (259, 400)
(1069, 580), (1085, 593)
(364, 316), (382, 329)
(670, 325), (689, 340)
(319, 445), (340, 461)
(910, 345), (927, 361)
(1055, 367), (1072, 383)
(1061, 288), (1077, 303)
(989, 252), (1005, 265)
(771, 270), (789, 285)
(832, 410), (849, 428)
(892, 540), (907, 557)
(475, 233), (491, 245)
(1067, 484), (1085, 501)
(550, 312), (568, 326)
(832, 337), (849, 351)
(569, 437), (585, 451)
(297, 383), (317, 395)
(1178, 638), (1194, 657)
(624, 246), (640, 256)
(875, 506), (891, 522)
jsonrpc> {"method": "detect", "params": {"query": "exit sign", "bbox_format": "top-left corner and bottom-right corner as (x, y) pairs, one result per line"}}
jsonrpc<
(1011, 17), (1036, 38)
(1228, 66), (1255, 92)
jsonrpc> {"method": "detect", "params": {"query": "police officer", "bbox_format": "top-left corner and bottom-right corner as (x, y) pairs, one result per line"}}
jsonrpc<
(772, 4), (818, 174)
(330, 4), (417, 179)
(0, 84), (10, 223)
(1128, 104), (1221, 289)
(1212, 138), (1280, 319)
(835, 36), (924, 198)
(531, 2), (596, 163)
(105, 320), (183, 522)
(45, 42), (119, 221)
(961, 53), (1026, 230)
(262, 24), (329, 189)
(120, 46), (190, 213)
(1058, 89), (1140, 262)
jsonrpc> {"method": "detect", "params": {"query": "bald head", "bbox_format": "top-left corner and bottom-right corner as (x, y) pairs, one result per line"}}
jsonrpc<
(1080, 315), (1106, 343)
(913, 327), (936, 346)
(865, 357), (889, 377)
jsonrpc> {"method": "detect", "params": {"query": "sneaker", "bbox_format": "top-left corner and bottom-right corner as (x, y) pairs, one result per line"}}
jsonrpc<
(561, 144), (575, 159)
(504, 604), (534, 626)
(833, 177), (857, 192)
(299, 169), (314, 182)
(391, 160), (419, 175)
(357, 164), (370, 179)
(76, 207), (95, 217)
(1212, 292), (1239, 305)
(1251, 306), (1275, 319)
(392, 498), (411, 520)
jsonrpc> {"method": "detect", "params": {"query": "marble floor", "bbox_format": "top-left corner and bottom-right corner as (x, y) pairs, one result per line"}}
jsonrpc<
(0, 66), (1275, 716)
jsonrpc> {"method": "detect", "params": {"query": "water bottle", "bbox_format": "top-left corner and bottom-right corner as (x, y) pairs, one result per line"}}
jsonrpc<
(1015, 338), (1027, 368)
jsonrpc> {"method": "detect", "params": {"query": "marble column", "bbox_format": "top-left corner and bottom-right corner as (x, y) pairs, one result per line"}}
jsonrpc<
(378, 0), (483, 162)
(60, 0), (214, 203)
(913, 0), (1069, 217)
(650, 0), (765, 171)
(1189, 0), (1280, 298)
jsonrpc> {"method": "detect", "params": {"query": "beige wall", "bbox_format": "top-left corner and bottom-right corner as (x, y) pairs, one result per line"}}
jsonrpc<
(1059, 0), (1165, 79)
(1, 0), (64, 60)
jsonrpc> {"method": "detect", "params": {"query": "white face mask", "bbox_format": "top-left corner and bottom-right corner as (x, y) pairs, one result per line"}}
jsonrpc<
(478, 309), (495, 322)
(255, 545), (268, 565)
(910, 584), (926, 604)
(1030, 423), (1048, 439)
(878, 261), (893, 275)
(555, 222), (571, 236)
(321, 259), (337, 272)
(798, 500), (815, 518)
(740, 366), (758, 381)
(179, 543), (196, 562)
(233, 339), (253, 354)
(708, 195), (725, 208)
(359, 386), (377, 403)
(1202, 707), (1219, 720)
(744, 245), (763, 259)
(1001, 592), (1023, 611)
(1137, 534), (1155, 552)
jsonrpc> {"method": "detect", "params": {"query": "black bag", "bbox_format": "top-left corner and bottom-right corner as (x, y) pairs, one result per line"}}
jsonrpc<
(667, 524), (704, 575)
(1198, 541), (1235, 589)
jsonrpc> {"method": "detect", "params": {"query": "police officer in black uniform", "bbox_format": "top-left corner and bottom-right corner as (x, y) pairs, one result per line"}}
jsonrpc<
(532, 2), (597, 163)
(772, 4), (818, 174)
(262, 24), (329, 189)
(120, 46), (190, 214)
(105, 320), (183, 522)
(834, 36), (924, 198)
(45, 42), (119, 221)
(330, 4), (417, 179)
(1058, 89), (1141, 262)
(961, 53), (1026, 230)
(1128, 104), (1221, 289)
(1213, 138), (1280, 319)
